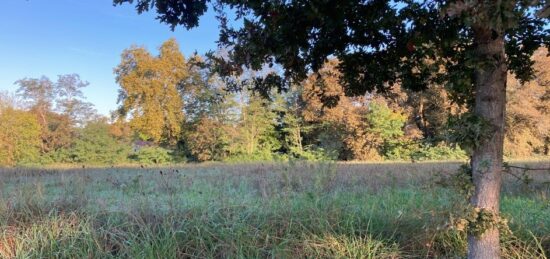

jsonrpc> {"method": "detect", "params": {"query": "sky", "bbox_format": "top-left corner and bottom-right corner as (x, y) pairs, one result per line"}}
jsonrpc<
(0, 0), (220, 115)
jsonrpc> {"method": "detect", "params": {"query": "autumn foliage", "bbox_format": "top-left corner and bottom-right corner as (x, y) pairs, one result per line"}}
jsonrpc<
(1, 39), (549, 166)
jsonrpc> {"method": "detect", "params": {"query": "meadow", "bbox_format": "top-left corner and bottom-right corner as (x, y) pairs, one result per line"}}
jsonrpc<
(0, 161), (549, 258)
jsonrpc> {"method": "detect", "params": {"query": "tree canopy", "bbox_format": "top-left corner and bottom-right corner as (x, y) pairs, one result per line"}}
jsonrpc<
(114, 1), (549, 99)
(115, 39), (188, 144)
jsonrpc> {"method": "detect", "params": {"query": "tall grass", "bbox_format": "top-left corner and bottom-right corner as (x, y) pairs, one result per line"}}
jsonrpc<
(0, 161), (549, 258)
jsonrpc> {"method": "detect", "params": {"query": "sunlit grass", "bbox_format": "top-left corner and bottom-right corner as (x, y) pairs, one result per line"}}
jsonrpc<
(0, 161), (549, 258)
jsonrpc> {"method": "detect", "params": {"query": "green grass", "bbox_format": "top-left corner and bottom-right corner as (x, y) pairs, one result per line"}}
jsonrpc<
(0, 161), (549, 258)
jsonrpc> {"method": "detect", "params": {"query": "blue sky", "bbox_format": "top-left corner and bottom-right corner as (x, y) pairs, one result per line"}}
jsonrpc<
(0, 0), (220, 115)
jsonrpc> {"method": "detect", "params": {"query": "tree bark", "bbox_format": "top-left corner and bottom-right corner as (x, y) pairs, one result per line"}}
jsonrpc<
(468, 27), (507, 259)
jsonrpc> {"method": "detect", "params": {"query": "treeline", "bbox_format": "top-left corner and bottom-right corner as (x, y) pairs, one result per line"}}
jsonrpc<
(1, 39), (548, 166)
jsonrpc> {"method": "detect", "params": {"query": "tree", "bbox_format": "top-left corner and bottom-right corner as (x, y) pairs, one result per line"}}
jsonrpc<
(407, 85), (459, 140)
(15, 74), (97, 153)
(15, 77), (56, 152)
(300, 59), (361, 160)
(178, 54), (239, 161)
(43, 111), (74, 152)
(300, 60), (409, 160)
(55, 74), (97, 126)
(15, 76), (55, 127)
(185, 116), (231, 161)
(365, 102), (408, 158)
(280, 86), (317, 159)
(116, 1), (550, 257)
(115, 39), (188, 144)
(0, 91), (21, 110)
(505, 48), (550, 157)
(227, 92), (281, 160)
(64, 119), (130, 164)
(0, 107), (41, 166)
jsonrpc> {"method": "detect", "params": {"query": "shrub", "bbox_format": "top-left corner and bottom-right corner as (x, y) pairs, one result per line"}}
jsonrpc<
(131, 147), (172, 165)
(411, 144), (468, 161)
(53, 121), (131, 165)
(383, 142), (467, 161)
(0, 108), (42, 166)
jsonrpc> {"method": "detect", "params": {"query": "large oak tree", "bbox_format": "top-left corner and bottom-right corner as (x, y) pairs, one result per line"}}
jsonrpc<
(114, 0), (550, 257)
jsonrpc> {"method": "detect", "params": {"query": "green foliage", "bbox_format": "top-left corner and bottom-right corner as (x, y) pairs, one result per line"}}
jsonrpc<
(447, 113), (493, 152)
(411, 144), (468, 161)
(439, 164), (475, 199)
(227, 92), (282, 160)
(366, 102), (406, 140)
(130, 146), (172, 165)
(224, 152), (288, 163)
(0, 108), (42, 166)
(365, 102), (408, 159)
(450, 206), (512, 239)
(116, 0), (548, 98)
(291, 147), (334, 162)
(65, 121), (130, 165)
(382, 141), (418, 160)
(314, 125), (346, 160)
(384, 142), (467, 161)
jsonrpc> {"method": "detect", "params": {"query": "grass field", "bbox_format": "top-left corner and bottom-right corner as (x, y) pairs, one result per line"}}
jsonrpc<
(1, 161), (549, 258)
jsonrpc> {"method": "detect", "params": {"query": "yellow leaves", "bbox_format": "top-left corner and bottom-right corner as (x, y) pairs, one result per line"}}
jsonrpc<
(0, 108), (41, 165)
(505, 47), (550, 157)
(115, 39), (189, 144)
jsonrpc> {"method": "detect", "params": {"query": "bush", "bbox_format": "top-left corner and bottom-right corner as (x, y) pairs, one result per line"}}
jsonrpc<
(411, 144), (468, 161)
(290, 146), (336, 161)
(383, 142), (467, 161)
(0, 108), (42, 166)
(224, 151), (288, 163)
(130, 147), (173, 165)
(382, 140), (418, 160)
(52, 121), (131, 165)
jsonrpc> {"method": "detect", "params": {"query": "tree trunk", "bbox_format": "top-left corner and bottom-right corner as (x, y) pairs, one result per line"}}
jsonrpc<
(468, 27), (507, 259)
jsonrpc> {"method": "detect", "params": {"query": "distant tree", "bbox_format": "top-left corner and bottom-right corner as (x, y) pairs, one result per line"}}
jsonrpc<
(228, 92), (281, 160)
(280, 88), (316, 159)
(115, 39), (188, 144)
(407, 86), (460, 141)
(152, 52), (238, 161)
(15, 76), (61, 153)
(55, 74), (97, 126)
(505, 48), (550, 157)
(300, 59), (365, 160)
(365, 102), (408, 157)
(300, 60), (408, 160)
(116, 1), (550, 256)
(0, 107), (41, 166)
(181, 54), (239, 125)
(109, 113), (134, 143)
(0, 91), (21, 110)
(15, 74), (97, 153)
(185, 117), (231, 161)
(43, 112), (74, 152)
(15, 76), (55, 130)
(131, 146), (172, 165)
